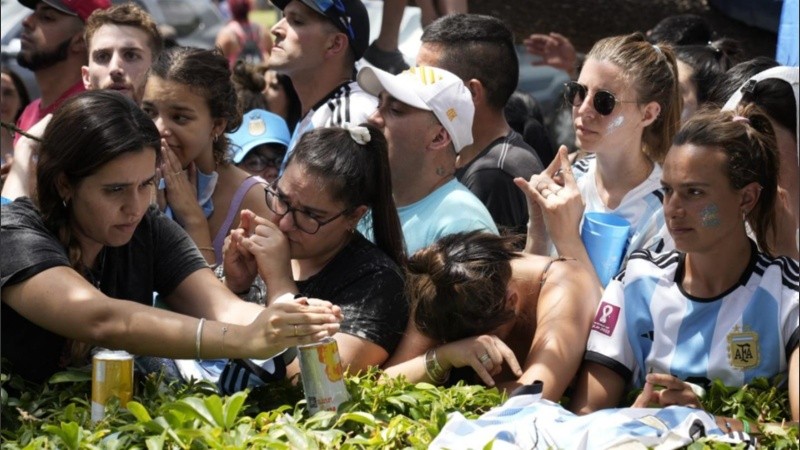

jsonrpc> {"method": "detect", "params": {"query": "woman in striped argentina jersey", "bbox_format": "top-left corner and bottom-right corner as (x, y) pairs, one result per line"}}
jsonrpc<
(570, 104), (799, 423)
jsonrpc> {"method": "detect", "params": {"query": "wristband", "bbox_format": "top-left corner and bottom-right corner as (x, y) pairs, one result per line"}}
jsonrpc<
(195, 318), (206, 360)
(424, 349), (450, 384)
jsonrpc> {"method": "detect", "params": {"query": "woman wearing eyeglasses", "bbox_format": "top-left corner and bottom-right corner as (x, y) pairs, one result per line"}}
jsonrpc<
(141, 47), (274, 266)
(515, 33), (681, 288)
(223, 124), (408, 374)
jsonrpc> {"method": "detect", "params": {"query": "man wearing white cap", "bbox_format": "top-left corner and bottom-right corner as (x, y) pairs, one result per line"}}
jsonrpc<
(357, 65), (498, 254)
(268, 0), (377, 172)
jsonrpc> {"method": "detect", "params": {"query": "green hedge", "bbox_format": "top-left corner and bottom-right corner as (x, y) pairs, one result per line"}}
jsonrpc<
(1, 368), (797, 449)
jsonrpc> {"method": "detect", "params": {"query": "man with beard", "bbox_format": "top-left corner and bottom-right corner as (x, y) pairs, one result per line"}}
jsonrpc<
(82, 3), (163, 105)
(14, 0), (110, 141)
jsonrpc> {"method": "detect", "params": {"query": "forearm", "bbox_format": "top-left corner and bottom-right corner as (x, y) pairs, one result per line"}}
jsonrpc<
(382, 352), (448, 384)
(524, 216), (550, 255)
(1, 142), (33, 199)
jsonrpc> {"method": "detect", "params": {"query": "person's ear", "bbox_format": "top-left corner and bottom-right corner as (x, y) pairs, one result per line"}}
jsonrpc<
(640, 101), (662, 127)
(211, 118), (228, 140)
(70, 32), (86, 54)
(56, 173), (72, 202)
(325, 32), (348, 58)
(81, 65), (92, 90)
(466, 79), (483, 106)
(428, 124), (451, 152)
(739, 181), (762, 216)
(505, 287), (520, 314)
(348, 205), (369, 225)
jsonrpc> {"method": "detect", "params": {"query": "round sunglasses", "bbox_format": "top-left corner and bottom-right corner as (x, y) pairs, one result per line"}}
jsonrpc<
(563, 81), (637, 116)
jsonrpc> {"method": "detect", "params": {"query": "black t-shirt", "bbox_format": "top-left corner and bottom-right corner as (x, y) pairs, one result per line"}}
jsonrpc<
(296, 232), (408, 354)
(455, 130), (544, 235)
(1, 198), (208, 383)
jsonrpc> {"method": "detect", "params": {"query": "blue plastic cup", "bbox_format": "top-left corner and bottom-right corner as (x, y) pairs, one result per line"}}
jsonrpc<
(581, 212), (631, 287)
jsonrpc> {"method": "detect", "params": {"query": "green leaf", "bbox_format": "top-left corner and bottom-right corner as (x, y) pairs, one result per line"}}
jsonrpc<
(223, 391), (247, 429)
(336, 411), (377, 427)
(126, 401), (152, 423)
(175, 397), (218, 427)
(47, 370), (91, 384)
(203, 394), (225, 427)
(145, 431), (166, 450)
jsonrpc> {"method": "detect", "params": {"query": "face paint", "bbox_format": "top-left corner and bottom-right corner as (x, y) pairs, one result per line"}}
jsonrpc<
(700, 203), (721, 228)
(606, 115), (624, 134)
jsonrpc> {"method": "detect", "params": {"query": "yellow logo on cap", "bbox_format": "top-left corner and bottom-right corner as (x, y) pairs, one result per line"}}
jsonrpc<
(727, 325), (760, 370)
(407, 66), (443, 85)
(248, 117), (266, 136)
(446, 108), (457, 121)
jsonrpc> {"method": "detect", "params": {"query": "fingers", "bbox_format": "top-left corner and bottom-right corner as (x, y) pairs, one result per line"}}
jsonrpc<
(643, 374), (701, 408)
(556, 146), (576, 185)
(632, 381), (656, 408)
(239, 209), (256, 236)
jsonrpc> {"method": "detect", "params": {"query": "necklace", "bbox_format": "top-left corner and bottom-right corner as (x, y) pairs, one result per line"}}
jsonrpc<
(85, 247), (107, 290)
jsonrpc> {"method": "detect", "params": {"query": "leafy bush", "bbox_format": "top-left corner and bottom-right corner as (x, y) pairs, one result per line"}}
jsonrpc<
(1, 367), (796, 449)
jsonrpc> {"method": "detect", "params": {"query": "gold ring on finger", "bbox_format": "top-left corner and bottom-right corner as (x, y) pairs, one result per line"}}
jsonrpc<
(293, 324), (299, 337)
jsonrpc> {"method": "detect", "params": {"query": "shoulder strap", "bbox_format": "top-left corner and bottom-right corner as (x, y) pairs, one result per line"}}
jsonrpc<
(212, 176), (267, 263)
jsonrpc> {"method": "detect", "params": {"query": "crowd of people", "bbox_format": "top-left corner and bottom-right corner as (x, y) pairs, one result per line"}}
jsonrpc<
(1, 0), (797, 429)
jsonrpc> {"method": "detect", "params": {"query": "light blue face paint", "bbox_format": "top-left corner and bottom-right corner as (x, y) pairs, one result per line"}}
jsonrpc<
(700, 203), (721, 228)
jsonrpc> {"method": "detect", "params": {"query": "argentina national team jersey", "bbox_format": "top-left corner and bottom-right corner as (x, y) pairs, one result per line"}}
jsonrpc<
(571, 154), (674, 259)
(585, 243), (799, 390)
(280, 81), (378, 172)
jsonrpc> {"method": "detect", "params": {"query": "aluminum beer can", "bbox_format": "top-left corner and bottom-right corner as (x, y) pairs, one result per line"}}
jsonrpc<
(91, 350), (134, 422)
(298, 337), (350, 414)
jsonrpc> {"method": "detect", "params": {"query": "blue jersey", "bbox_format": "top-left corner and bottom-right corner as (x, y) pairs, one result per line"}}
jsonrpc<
(586, 243), (799, 389)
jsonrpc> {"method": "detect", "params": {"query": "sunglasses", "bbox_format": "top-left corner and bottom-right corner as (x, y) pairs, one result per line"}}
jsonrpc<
(563, 81), (636, 116)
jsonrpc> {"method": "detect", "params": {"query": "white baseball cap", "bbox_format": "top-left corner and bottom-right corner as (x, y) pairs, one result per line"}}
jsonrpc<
(357, 65), (474, 153)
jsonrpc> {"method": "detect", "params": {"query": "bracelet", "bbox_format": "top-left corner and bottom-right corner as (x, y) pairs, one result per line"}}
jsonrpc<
(424, 349), (450, 384)
(195, 318), (206, 360)
(197, 246), (214, 253)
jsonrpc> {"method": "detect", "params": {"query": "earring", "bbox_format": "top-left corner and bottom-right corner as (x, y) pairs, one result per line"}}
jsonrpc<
(62, 198), (68, 208)
(742, 209), (748, 222)
(213, 134), (219, 143)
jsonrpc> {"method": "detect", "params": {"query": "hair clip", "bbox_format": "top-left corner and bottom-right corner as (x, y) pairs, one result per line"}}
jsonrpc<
(343, 123), (371, 145)
(741, 79), (757, 95)
(732, 115), (750, 124)
(652, 44), (663, 56)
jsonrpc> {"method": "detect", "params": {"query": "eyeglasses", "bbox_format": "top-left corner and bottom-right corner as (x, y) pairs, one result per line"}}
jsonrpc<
(563, 81), (637, 116)
(264, 183), (349, 234)
(241, 153), (284, 173)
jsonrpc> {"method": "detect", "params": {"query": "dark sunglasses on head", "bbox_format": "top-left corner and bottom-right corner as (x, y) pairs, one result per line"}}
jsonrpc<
(563, 81), (636, 116)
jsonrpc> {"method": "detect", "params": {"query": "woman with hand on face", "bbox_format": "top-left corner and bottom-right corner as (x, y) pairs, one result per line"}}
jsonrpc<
(515, 33), (681, 289)
(141, 46), (272, 265)
(0, 91), (341, 384)
(382, 231), (599, 400)
(570, 105), (799, 425)
(223, 124), (408, 375)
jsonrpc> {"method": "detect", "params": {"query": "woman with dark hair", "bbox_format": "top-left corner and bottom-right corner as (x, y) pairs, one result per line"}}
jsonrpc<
(0, 90), (341, 384)
(674, 39), (741, 122)
(723, 66), (799, 259)
(223, 124), (408, 374)
(571, 105), (799, 424)
(382, 231), (598, 400)
(142, 46), (272, 265)
(1, 67), (31, 165)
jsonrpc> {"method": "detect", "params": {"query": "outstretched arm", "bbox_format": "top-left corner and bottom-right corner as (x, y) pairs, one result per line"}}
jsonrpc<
(569, 361), (628, 414)
(498, 258), (599, 400)
(3, 266), (341, 361)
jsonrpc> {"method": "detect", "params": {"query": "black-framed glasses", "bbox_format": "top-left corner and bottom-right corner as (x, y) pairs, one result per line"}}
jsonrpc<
(563, 81), (637, 116)
(264, 183), (349, 234)
(241, 153), (284, 173)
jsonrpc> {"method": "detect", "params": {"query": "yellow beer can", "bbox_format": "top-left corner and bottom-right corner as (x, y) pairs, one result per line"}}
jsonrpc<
(91, 350), (134, 422)
(298, 337), (350, 414)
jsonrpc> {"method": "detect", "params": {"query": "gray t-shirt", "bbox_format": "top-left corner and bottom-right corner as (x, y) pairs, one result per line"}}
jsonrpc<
(1, 198), (208, 382)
